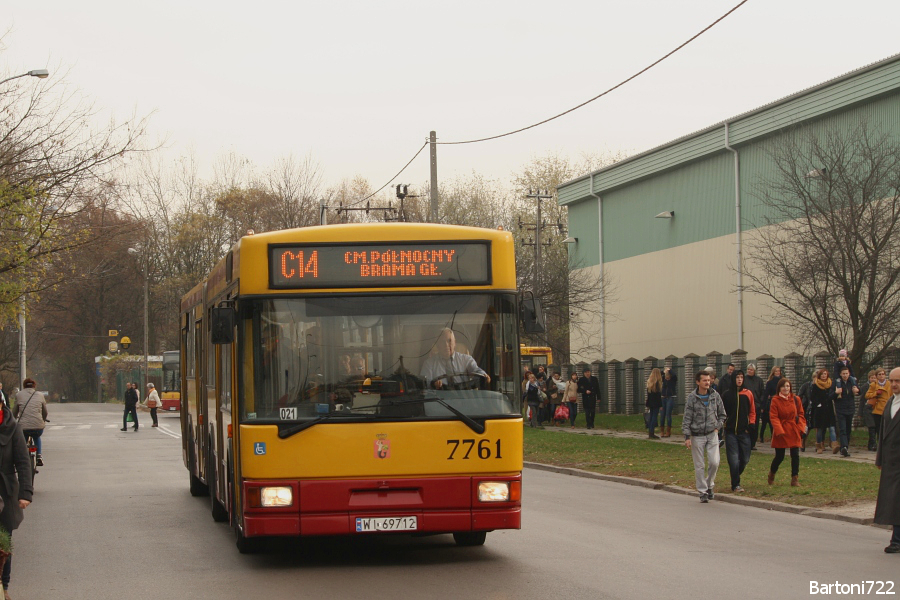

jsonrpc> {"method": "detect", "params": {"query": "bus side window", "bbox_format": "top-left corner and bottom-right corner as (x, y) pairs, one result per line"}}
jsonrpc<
(242, 318), (255, 417)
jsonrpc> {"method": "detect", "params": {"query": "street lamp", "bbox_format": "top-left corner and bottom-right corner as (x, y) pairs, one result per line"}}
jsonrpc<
(0, 69), (50, 87)
(128, 247), (149, 389)
(4, 69), (51, 387)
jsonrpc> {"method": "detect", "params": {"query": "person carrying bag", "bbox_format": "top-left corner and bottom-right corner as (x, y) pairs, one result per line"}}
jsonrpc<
(145, 383), (161, 428)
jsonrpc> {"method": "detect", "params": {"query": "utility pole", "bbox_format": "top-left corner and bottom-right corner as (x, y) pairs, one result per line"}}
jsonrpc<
(143, 258), (149, 390)
(18, 299), (26, 388)
(524, 190), (553, 294)
(429, 131), (438, 223)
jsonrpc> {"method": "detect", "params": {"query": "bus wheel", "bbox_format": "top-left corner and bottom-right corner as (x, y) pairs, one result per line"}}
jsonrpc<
(235, 526), (263, 554)
(452, 531), (487, 546)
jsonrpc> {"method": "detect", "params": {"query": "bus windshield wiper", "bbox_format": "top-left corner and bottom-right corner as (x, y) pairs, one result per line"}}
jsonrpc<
(385, 394), (485, 435)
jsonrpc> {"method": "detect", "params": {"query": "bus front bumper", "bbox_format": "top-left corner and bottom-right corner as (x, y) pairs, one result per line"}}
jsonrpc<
(242, 474), (521, 537)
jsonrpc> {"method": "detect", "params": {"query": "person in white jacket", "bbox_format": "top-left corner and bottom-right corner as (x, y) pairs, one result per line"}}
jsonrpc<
(145, 383), (161, 427)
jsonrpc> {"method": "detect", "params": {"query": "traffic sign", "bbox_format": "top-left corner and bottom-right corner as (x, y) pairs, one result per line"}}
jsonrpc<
(108, 329), (118, 337)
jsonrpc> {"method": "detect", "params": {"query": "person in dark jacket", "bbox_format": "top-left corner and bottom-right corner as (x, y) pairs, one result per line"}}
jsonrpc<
(833, 367), (859, 457)
(744, 364), (765, 449)
(760, 366), (784, 444)
(660, 367), (678, 438)
(832, 349), (854, 381)
(577, 368), (600, 429)
(718, 364), (735, 398)
(721, 370), (756, 492)
(0, 400), (34, 597)
(534, 366), (548, 424)
(524, 372), (542, 428)
(798, 379), (813, 451)
(810, 368), (838, 453)
(121, 382), (140, 432)
(874, 367), (900, 553)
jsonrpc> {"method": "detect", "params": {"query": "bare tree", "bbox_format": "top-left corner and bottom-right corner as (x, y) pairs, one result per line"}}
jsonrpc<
(743, 121), (900, 374)
(511, 152), (620, 363)
(0, 67), (150, 325)
(266, 153), (325, 230)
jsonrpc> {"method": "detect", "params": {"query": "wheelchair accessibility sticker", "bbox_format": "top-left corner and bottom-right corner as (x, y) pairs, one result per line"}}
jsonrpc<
(254, 442), (266, 456)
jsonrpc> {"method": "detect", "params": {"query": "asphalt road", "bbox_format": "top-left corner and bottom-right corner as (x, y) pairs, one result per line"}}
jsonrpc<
(10, 404), (899, 600)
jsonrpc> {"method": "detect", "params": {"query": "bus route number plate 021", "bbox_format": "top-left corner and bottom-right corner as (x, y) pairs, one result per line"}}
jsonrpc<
(355, 516), (418, 532)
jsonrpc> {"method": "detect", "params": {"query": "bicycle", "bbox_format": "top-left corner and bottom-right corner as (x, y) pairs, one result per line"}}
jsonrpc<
(25, 418), (48, 482)
(26, 433), (38, 480)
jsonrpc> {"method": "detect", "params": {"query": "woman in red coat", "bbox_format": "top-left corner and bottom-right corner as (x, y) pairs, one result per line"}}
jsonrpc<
(768, 377), (808, 487)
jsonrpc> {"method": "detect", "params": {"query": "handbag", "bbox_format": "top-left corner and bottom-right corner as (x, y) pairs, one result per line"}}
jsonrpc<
(126, 412), (134, 423)
(554, 404), (569, 421)
(643, 407), (651, 429)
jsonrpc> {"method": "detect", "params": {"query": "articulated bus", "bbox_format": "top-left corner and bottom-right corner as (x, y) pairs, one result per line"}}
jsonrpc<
(181, 223), (527, 552)
(520, 346), (553, 372)
(160, 350), (181, 411)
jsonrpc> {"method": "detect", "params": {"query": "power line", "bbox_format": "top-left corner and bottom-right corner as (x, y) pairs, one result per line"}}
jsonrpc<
(438, 0), (751, 146)
(346, 141), (428, 207)
(340, 0), (750, 211)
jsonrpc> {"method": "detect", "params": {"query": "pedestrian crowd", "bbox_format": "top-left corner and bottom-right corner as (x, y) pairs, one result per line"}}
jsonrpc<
(521, 365), (598, 429)
(525, 351), (900, 554)
(684, 355), (899, 556)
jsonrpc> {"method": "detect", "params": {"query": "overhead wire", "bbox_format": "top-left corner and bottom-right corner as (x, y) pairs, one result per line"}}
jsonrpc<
(345, 0), (750, 205)
(438, 0), (751, 145)
(345, 141), (428, 208)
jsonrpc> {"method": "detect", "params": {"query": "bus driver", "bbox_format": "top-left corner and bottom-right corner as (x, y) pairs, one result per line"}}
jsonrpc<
(420, 328), (490, 389)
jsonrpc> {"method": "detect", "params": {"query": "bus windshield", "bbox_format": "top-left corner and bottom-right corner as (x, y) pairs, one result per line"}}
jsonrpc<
(239, 293), (520, 423)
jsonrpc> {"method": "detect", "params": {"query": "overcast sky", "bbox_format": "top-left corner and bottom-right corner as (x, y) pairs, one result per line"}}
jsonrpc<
(5, 0), (900, 194)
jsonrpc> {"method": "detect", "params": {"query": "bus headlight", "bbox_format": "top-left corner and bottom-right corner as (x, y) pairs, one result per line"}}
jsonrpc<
(260, 486), (293, 507)
(478, 481), (510, 502)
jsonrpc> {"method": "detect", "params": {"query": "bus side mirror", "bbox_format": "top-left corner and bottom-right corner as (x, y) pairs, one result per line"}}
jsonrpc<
(520, 296), (545, 334)
(211, 307), (236, 344)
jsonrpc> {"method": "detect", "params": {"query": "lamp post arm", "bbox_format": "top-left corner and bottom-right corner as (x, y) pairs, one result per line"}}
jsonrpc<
(0, 70), (50, 87)
(0, 73), (27, 86)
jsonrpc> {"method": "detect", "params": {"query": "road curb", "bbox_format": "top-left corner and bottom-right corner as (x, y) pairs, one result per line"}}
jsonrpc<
(524, 461), (884, 528)
(525, 462), (665, 489)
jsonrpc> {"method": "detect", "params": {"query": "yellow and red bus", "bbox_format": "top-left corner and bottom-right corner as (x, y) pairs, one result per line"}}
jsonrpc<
(160, 350), (181, 411)
(181, 223), (526, 552)
(520, 345), (553, 372)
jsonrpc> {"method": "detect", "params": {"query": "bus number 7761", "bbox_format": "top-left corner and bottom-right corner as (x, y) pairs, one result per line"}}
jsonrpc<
(446, 439), (503, 460)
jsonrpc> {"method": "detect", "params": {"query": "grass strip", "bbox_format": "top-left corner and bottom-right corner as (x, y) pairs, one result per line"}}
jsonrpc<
(523, 426), (880, 507)
(558, 413), (875, 449)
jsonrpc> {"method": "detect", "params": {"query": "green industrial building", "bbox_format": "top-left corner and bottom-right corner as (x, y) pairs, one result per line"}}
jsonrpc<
(557, 54), (900, 363)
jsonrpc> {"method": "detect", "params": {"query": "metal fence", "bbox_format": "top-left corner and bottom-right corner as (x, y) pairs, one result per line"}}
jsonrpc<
(546, 347), (899, 415)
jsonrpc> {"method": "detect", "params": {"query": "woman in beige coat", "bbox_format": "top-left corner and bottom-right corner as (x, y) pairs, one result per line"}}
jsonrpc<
(145, 383), (161, 427)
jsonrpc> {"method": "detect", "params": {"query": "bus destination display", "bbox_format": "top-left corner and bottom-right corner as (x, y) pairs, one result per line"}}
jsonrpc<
(269, 241), (491, 289)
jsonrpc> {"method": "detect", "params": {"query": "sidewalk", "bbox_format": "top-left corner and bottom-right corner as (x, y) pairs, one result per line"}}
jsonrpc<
(529, 424), (882, 528)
